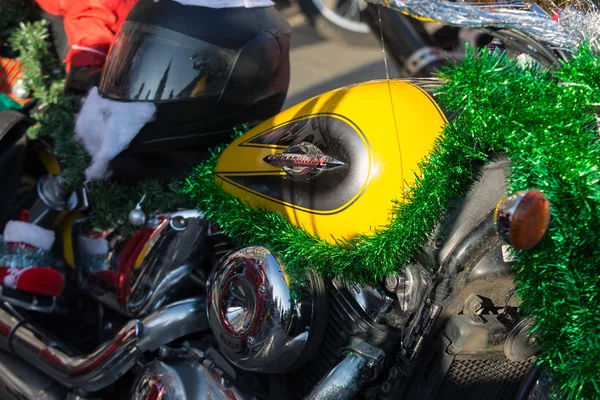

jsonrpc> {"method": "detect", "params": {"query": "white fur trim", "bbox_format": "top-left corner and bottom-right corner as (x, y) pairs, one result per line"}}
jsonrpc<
(71, 45), (107, 56)
(78, 236), (109, 255)
(75, 87), (157, 181)
(3, 266), (33, 289)
(3, 274), (16, 289)
(170, 0), (273, 7)
(3, 221), (55, 250)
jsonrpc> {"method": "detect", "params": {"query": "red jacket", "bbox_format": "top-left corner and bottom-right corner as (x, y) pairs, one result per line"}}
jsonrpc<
(36, 0), (138, 70)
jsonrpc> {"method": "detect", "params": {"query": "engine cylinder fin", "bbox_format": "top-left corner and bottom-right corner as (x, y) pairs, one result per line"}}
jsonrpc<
(281, 284), (391, 398)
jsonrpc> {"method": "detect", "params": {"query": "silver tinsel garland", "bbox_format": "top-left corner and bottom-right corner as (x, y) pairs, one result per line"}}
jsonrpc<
(364, 0), (600, 50)
(0, 236), (54, 268)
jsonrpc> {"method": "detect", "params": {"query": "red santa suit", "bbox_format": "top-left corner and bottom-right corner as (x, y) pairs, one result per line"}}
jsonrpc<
(35, 0), (139, 71)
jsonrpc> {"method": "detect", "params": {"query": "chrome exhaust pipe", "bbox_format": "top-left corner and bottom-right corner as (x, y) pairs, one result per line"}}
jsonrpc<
(306, 338), (385, 400)
(0, 297), (207, 393)
(0, 350), (67, 400)
(305, 352), (373, 400)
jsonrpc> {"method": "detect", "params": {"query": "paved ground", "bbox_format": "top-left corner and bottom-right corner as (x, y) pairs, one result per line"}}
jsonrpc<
(283, 9), (400, 109)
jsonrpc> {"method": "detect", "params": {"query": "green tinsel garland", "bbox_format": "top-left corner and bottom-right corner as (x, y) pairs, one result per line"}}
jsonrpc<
(183, 48), (600, 397)
(440, 47), (600, 399)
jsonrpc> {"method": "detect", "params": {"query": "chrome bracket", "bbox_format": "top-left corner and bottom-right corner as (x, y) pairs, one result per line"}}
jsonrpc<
(342, 337), (385, 379)
(401, 299), (441, 359)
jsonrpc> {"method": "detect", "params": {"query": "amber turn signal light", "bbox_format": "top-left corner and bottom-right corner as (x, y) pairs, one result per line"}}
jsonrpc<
(494, 190), (550, 250)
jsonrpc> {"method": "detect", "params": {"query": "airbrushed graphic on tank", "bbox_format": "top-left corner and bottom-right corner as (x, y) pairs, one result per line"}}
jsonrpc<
(263, 142), (346, 181)
(216, 113), (372, 213)
(214, 80), (448, 241)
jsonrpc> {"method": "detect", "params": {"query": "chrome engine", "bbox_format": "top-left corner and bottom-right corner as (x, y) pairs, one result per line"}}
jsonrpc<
(108, 243), (400, 400)
(206, 246), (328, 374)
(0, 298), (207, 396)
(0, 210), (217, 400)
(74, 210), (208, 317)
(203, 246), (401, 399)
(280, 280), (398, 400)
(0, 158), (543, 400)
(130, 358), (247, 400)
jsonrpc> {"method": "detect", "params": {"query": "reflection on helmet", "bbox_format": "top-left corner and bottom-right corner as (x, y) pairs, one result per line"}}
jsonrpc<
(97, 0), (292, 162)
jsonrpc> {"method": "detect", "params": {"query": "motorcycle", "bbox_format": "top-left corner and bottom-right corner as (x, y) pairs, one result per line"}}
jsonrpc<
(292, 0), (462, 53)
(295, 0), (374, 46)
(0, 1), (590, 400)
(289, 0), (495, 78)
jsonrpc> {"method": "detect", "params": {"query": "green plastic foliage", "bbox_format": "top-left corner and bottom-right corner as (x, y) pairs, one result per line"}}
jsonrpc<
(9, 21), (89, 188)
(89, 180), (195, 237)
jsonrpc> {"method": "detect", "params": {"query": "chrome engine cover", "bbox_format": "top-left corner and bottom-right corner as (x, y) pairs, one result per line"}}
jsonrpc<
(130, 359), (246, 400)
(207, 246), (327, 374)
(74, 210), (208, 317)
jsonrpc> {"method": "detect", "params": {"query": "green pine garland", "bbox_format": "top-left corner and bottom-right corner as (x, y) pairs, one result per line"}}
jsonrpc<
(5, 14), (599, 399)
(8, 20), (90, 187)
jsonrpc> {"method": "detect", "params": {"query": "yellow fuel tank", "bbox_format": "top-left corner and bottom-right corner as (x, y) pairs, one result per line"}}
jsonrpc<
(215, 80), (447, 243)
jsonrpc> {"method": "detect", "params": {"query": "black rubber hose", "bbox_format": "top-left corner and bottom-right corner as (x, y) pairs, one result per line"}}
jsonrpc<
(516, 364), (542, 400)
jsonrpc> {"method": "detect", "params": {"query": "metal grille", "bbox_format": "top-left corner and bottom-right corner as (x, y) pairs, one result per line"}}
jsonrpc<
(286, 286), (353, 395)
(283, 285), (379, 398)
(436, 357), (534, 400)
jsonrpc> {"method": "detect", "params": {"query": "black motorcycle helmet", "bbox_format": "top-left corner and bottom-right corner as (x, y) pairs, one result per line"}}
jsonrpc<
(98, 0), (291, 156)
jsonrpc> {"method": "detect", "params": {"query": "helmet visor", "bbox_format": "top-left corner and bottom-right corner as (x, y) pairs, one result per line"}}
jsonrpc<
(99, 22), (239, 102)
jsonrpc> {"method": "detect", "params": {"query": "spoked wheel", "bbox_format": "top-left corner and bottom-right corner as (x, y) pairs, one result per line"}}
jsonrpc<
(298, 0), (375, 46)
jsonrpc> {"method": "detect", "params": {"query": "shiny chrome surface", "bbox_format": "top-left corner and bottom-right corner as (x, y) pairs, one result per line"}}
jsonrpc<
(341, 337), (385, 374)
(402, 46), (446, 77)
(28, 175), (78, 229)
(306, 354), (370, 400)
(36, 175), (77, 211)
(505, 318), (538, 361)
(527, 373), (553, 400)
(75, 210), (208, 317)
(130, 359), (247, 400)
(385, 262), (431, 313)
(311, 0), (370, 33)
(335, 280), (393, 323)
(0, 298), (207, 393)
(207, 246), (325, 373)
(262, 142), (346, 181)
(0, 350), (66, 400)
(306, 338), (384, 400)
